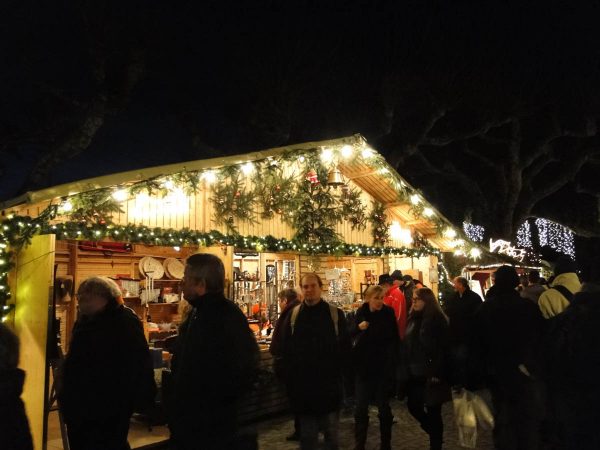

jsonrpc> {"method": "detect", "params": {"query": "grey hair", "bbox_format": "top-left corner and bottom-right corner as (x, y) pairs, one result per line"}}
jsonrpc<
(0, 323), (19, 371)
(185, 253), (225, 293)
(453, 277), (469, 289)
(77, 276), (122, 304)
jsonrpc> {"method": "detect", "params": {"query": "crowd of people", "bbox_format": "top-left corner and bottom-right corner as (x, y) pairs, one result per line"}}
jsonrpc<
(1, 252), (599, 450)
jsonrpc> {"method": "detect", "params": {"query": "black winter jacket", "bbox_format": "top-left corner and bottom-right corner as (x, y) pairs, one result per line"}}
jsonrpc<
(476, 288), (543, 380)
(443, 289), (483, 348)
(59, 304), (156, 424)
(0, 368), (33, 450)
(168, 292), (259, 448)
(351, 303), (398, 381)
(404, 310), (450, 380)
(280, 300), (351, 414)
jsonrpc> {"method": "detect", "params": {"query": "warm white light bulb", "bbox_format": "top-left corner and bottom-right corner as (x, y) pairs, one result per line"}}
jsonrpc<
(163, 179), (175, 190)
(241, 162), (254, 175)
(444, 228), (457, 239)
(423, 207), (434, 217)
(112, 189), (128, 202)
(321, 147), (334, 162)
(62, 201), (73, 212)
(341, 145), (353, 158)
(410, 194), (420, 205)
(361, 147), (374, 159)
(203, 171), (217, 184)
(470, 248), (482, 259)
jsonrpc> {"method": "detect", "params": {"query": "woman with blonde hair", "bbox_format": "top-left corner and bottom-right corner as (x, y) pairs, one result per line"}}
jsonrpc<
(404, 287), (450, 450)
(352, 285), (399, 450)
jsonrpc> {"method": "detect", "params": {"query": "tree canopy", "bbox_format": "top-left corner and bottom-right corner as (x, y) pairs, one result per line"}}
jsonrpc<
(1, 2), (599, 239)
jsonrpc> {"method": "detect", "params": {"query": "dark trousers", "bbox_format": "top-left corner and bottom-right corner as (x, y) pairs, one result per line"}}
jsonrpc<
(67, 416), (130, 450)
(299, 411), (339, 450)
(406, 378), (443, 449)
(489, 375), (542, 450)
(354, 377), (392, 420)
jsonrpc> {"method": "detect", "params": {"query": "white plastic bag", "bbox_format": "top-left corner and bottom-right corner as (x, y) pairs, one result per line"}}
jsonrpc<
(452, 390), (478, 448)
(471, 392), (495, 431)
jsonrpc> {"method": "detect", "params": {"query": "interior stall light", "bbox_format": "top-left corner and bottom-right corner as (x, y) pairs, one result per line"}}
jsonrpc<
(163, 179), (175, 190)
(389, 221), (402, 240)
(173, 246), (181, 252)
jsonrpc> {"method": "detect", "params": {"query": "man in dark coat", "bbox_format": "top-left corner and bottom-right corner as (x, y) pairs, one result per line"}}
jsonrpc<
(0, 323), (33, 450)
(59, 277), (156, 450)
(279, 273), (351, 450)
(269, 288), (302, 441)
(443, 277), (483, 389)
(168, 253), (259, 450)
(476, 266), (544, 450)
(548, 276), (600, 450)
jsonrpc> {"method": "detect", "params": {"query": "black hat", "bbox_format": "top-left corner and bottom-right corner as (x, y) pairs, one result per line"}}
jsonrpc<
(402, 274), (413, 282)
(390, 270), (403, 281)
(379, 274), (393, 285)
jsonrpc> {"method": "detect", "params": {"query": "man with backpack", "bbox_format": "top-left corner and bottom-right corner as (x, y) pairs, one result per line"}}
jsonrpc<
(539, 256), (581, 318)
(279, 273), (351, 450)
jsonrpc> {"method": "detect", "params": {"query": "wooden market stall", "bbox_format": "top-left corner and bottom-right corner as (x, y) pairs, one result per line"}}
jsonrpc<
(0, 134), (469, 448)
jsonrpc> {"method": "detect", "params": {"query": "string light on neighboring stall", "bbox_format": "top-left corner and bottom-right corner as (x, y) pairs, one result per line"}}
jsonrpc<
(463, 222), (485, 242)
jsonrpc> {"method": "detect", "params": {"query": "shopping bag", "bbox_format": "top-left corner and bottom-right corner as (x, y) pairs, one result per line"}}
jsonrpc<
(452, 390), (477, 448)
(471, 392), (494, 430)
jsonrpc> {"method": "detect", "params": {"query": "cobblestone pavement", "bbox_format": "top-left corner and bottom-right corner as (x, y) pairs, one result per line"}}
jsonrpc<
(256, 397), (494, 450)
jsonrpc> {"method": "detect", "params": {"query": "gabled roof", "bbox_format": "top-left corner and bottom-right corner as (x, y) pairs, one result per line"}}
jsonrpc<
(1, 134), (467, 251)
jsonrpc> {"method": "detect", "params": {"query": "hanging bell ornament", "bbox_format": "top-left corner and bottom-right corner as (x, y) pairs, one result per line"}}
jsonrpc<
(327, 167), (345, 188)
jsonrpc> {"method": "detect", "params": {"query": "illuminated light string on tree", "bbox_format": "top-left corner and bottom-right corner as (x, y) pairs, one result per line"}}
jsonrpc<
(516, 221), (533, 248)
(463, 222), (485, 242)
(534, 218), (575, 259)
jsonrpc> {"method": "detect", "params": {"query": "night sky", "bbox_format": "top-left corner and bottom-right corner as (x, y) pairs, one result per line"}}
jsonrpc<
(2, 2), (600, 239)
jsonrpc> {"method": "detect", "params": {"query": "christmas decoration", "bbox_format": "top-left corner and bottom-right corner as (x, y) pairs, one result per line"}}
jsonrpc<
(255, 165), (300, 222)
(369, 202), (390, 246)
(293, 177), (342, 246)
(65, 189), (124, 225)
(339, 187), (368, 231)
(305, 169), (319, 184)
(463, 222), (485, 242)
(534, 218), (575, 258)
(211, 172), (257, 234)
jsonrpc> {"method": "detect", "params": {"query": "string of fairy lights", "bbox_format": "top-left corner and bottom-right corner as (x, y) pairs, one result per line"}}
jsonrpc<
(2, 138), (485, 321)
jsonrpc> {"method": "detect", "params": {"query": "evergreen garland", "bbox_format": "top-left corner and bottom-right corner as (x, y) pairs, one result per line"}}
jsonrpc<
(369, 201), (390, 246)
(211, 172), (257, 234)
(254, 164), (300, 223)
(293, 180), (342, 246)
(67, 189), (124, 225)
(339, 187), (368, 231)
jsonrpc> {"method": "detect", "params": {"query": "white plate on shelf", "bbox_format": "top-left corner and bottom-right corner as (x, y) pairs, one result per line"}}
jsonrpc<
(139, 256), (165, 279)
